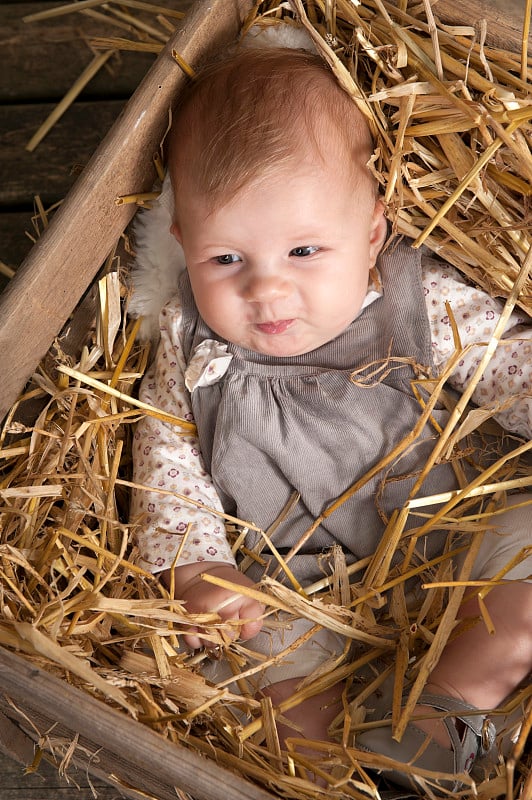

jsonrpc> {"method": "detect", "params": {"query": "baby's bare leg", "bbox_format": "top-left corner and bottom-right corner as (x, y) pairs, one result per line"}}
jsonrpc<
(429, 583), (532, 706)
(261, 677), (343, 745)
(416, 582), (532, 746)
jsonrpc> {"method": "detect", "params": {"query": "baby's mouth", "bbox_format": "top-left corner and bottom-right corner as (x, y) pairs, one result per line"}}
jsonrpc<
(255, 319), (294, 335)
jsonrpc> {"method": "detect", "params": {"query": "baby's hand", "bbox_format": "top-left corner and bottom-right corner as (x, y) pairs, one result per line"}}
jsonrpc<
(163, 562), (265, 651)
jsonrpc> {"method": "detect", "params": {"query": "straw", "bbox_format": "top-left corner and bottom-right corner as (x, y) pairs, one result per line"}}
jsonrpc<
(2, 2), (532, 798)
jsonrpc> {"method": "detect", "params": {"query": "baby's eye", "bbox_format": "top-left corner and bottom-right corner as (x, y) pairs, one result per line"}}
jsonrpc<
(290, 245), (319, 257)
(215, 253), (241, 265)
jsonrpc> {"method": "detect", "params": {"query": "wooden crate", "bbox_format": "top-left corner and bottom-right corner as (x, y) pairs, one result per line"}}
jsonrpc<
(0, 1), (530, 798)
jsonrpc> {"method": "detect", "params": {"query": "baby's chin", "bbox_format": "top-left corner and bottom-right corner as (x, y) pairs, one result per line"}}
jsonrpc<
(238, 334), (334, 359)
(216, 320), (356, 358)
(255, 323), (359, 357)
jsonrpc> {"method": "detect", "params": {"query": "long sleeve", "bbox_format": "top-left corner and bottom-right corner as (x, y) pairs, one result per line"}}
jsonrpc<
(422, 256), (532, 439)
(131, 297), (236, 573)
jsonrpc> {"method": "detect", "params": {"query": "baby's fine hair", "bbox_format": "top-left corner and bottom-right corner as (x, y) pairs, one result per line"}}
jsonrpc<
(167, 45), (375, 209)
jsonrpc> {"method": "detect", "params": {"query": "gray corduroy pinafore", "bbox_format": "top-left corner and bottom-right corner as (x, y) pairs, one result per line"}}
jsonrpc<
(179, 238), (460, 584)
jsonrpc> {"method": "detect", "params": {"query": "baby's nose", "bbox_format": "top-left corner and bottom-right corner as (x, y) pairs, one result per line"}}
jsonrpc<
(242, 271), (291, 303)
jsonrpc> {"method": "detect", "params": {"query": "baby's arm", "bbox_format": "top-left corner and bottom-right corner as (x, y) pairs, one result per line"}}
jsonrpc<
(131, 297), (233, 571)
(131, 298), (264, 645)
(163, 561), (264, 650)
(423, 256), (532, 438)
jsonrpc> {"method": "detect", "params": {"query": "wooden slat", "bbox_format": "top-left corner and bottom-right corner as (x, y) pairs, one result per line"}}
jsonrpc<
(0, 710), (36, 766)
(0, 0), (254, 423)
(0, 646), (276, 800)
(0, 2), (182, 103)
(435, 0), (530, 52)
(0, 101), (126, 207)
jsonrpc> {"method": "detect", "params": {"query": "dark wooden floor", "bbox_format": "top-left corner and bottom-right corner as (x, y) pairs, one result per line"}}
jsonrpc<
(0, 0), (188, 291)
(0, 750), (122, 799)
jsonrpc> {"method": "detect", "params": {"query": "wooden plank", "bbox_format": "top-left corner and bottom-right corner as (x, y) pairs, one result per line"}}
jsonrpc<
(0, 646), (276, 800)
(0, 2), (185, 103)
(0, 101), (126, 207)
(0, 744), (120, 800)
(0, 705), (118, 799)
(0, 0), (253, 423)
(435, 0), (530, 52)
(0, 709), (36, 765)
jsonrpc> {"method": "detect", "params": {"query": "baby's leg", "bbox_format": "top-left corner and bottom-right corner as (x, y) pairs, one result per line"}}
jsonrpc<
(261, 678), (343, 744)
(252, 621), (347, 746)
(201, 616), (347, 746)
(356, 495), (531, 794)
(417, 582), (532, 746)
(260, 677), (344, 787)
(416, 496), (532, 746)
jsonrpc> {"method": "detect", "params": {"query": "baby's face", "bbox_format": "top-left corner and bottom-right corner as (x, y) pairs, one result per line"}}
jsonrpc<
(172, 159), (387, 357)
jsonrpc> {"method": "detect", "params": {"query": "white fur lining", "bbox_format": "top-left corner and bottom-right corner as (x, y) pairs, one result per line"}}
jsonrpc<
(128, 175), (183, 342)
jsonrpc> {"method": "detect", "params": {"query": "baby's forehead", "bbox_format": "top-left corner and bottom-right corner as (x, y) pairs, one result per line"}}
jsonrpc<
(172, 149), (372, 223)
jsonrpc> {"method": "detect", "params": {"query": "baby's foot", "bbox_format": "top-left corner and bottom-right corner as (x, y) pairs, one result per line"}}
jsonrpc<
(411, 682), (471, 749)
(411, 703), (458, 748)
(356, 689), (496, 795)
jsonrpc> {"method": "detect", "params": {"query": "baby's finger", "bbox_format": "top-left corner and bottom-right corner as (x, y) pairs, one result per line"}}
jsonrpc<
(182, 630), (204, 650)
(238, 617), (263, 641)
(237, 601), (265, 641)
(183, 626), (228, 651)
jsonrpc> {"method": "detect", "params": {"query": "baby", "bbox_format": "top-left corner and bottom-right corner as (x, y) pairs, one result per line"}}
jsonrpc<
(130, 44), (532, 794)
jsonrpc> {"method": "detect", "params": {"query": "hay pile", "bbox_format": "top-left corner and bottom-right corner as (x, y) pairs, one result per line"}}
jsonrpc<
(1, 1), (531, 799)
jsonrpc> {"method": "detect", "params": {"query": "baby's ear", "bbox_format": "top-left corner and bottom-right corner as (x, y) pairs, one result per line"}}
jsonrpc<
(170, 222), (182, 243)
(369, 200), (387, 265)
